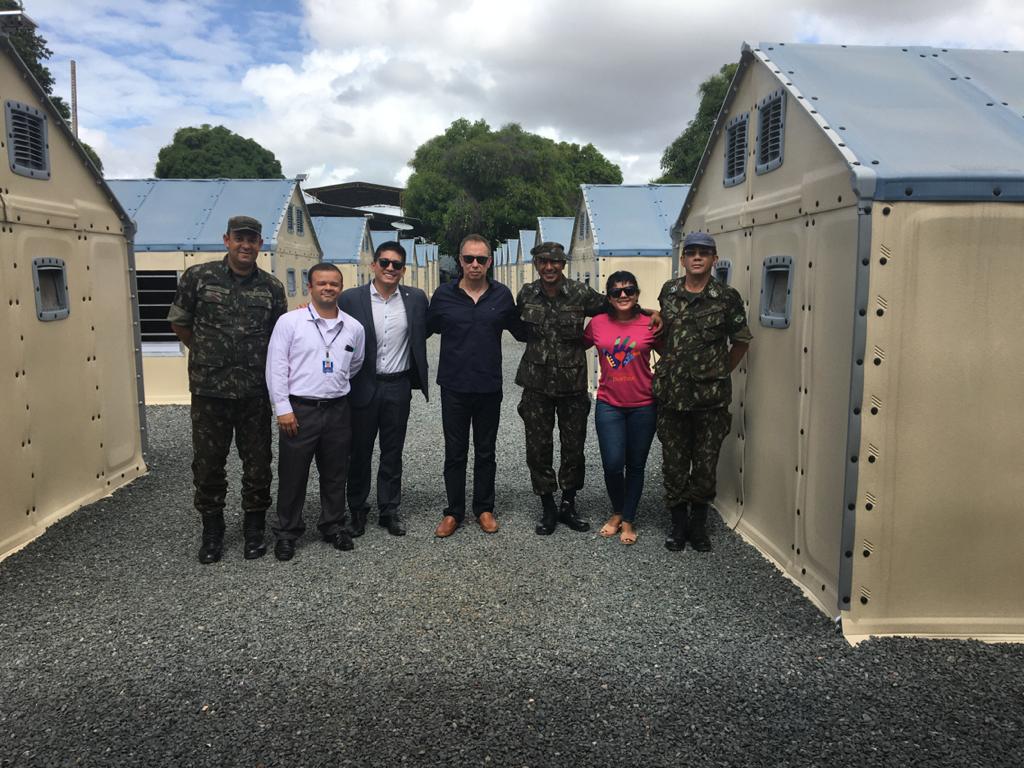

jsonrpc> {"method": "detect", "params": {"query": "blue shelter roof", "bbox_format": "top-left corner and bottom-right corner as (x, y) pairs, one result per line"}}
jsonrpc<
(536, 217), (573, 252)
(414, 243), (429, 267)
(582, 184), (689, 256)
(517, 230), (536, 262)
(504, 240), (518, 267)
(747, 42), (1024, 201)
(107, 179), (303, 252)
(310, 217), (366, 264)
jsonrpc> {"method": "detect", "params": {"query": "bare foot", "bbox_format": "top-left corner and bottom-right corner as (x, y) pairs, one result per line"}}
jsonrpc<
(599, 514), (622, 538)
(620, 522), (637, 545)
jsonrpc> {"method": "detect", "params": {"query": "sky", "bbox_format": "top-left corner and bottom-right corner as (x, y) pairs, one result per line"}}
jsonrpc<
(30, 0), (1024, 187)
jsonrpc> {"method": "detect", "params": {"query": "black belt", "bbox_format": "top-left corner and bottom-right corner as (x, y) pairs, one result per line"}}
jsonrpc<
(376, 370), (409, 382)
(290, 395), (347, 409)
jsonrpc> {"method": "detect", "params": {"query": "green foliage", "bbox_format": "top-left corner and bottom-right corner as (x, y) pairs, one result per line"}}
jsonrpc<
(404, 119), (622, 255)
(656, 62), (739, 184)
(155, 125), (284, 179)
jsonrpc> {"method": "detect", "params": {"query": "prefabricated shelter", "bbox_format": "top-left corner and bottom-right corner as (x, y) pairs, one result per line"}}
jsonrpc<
(400, 238), (418, 289)
(109, 178), (322, 405)
(421, 243), (439, 295)
(0, 33), (146, 559)
(568, 184), (688, 296)
(513, 229), (536, 294)
(414, 242), (431, 292)
(501, 239), (517, 289)
(673, 41), (1024, 641)
(536, 216), (573, 251)
(311, 215), (374, 288)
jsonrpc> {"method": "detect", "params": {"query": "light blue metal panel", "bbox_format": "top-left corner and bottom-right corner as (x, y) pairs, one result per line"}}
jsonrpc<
(516, 230), (536, 262)
(400, 239), (417, 264)
(414, 243), (428, 267)
(584, 184), (689, 256)
(311, 216), (366, 264)
(504, 240), (518, 267)
(199, 180), (296, 249)
(536, 217), (574, 251)
(369, 230), (391, 253)
(756, 43), (1024, 201)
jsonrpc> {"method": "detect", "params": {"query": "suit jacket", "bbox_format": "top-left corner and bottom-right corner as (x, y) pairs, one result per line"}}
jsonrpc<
(339, 282), (429, 407)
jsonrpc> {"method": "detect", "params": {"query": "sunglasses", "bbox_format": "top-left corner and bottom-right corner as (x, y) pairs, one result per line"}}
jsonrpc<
(377, 258), (405, 270)
(460, 254), (489, 265)
(682, 247), (716, 257)
(609, 286), (638, 298)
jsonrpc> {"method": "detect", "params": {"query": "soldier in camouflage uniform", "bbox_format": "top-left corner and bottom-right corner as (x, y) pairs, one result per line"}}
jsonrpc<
(654, 231), (752, 552)
(168, 215), (288, 564)
(516, 241), (659, 535)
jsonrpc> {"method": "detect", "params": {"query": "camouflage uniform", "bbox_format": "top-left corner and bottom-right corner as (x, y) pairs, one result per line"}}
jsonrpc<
(515, 278), (606, 495)
(653, 275), (752, 507)
(168, 256), (287, 535)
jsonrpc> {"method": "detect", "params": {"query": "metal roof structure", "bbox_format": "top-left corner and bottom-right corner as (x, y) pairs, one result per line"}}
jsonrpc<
(504, 240), (518, 267)
(516, 230), (536, 262)
(311, 216), (367, 264)
(414, 242), (429, 267)
(108, 179), (306, 252)
(305, 181), (403, 208)
(581, 184), (689, 256)
(536, 217), (573, 250)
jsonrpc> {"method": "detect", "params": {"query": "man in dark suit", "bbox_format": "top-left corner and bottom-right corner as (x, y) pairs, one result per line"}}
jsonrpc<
(338, 241), (429, 536)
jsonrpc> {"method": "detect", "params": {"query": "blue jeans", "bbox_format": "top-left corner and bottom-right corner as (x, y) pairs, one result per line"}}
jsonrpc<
(594, 400), (657, 523)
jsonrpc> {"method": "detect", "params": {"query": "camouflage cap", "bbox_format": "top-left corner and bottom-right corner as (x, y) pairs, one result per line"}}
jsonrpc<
(682, 231), (716, 250)
(227, 215), (262, 235)
(531, 241), (567, 261)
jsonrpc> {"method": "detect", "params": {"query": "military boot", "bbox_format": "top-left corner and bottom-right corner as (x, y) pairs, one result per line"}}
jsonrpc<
(535, 493), (559, 535)
(243, 510), (267, 560)
(664, 504), (687, 551)
(198, 513), (225, 564)
(687, 503), (713, 552)
(558, 491), (590, 532)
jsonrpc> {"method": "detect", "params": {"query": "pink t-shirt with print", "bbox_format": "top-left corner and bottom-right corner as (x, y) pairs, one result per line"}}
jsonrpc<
(583, 314), (657, 408)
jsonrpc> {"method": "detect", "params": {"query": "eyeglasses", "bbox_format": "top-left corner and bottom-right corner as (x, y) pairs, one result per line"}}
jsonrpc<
(608, 286), (638, 298)
(460, 254), (489, 266)
(377, 258), (405, 270)
(682, 247), (716, 257)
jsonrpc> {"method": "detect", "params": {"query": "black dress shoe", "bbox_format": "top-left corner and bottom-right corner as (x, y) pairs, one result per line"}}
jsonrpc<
(379, 515), (406, 536)
(324, 530), (354, 551)
(558, 498), (591, 532)
(348, 508), (367, 538)
(274, 539), (296, 561)
(198, 535), (223, 564)
(243, 534), (267, 560)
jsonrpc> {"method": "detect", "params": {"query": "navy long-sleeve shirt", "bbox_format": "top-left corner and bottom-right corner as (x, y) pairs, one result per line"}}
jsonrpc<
(427, 278), (526, 394)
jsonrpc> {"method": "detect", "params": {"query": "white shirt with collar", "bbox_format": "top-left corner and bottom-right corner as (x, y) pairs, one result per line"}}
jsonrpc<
(266, 304), (365, 416)
(370, 281), (410, 375)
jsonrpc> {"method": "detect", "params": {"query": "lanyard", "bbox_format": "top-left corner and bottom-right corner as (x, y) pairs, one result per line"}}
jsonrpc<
(308, 306), (345, 359)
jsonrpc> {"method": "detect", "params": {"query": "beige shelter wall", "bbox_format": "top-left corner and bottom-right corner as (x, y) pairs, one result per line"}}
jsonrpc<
(844, 202), (1024, 640)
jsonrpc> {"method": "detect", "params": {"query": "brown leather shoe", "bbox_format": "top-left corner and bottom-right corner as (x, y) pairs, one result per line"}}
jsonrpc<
(477, 511), (499, 533)
(435, 515), (460, 538)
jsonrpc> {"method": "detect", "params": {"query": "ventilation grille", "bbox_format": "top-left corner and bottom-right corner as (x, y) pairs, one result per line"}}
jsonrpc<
(756, 90), (786, 174)
(6, 101), (50, 179)
(723, 114), (748, 187)
(287, 205), (294, 232)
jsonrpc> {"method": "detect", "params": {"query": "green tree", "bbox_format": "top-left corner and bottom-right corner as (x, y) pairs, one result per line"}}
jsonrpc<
(2, 0), (104, 172)
(155, 125), (284, 179)
(404, 119), (622, 254)
(656, 62), (739, 184)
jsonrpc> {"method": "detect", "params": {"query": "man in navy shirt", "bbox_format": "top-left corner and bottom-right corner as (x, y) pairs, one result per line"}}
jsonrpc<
(427, 234), (525, 537)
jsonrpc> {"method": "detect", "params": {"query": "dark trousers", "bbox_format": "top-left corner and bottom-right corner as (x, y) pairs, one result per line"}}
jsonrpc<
(594, 401), (658, 523)
(657, 406), (732, 507)
(517, 388), (591, 495)
(440, 387), (502, 521)
(348, 376), (412, 521)
(274, 397), (352, 540)
(190, 394), (273, 535)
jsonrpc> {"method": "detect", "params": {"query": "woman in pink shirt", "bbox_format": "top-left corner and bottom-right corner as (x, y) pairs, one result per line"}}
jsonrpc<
(582, 271), (659, 544)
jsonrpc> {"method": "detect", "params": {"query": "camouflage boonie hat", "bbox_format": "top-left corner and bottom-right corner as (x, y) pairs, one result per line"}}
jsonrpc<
(227, 215), (262, 235)
(531, 241), (567, 261)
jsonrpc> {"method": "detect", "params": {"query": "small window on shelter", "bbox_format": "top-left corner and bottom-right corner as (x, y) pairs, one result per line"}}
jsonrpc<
(286, 268), (296, 296)
(6, 101), (50, 179)
(32, 258), (69, 321)
(296, 209), (305, 236)
(756, 90), (786, 174)
(723, 113), (748, 187)
(287, 205), (294, 233)
(759, 256), (794, 329)
(714, 259), (732, 285)
(301, 269), (309, 295)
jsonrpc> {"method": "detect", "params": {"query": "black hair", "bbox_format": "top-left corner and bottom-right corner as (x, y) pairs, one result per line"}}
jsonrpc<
(374, 241), (407, 261)
(308, 262), (342, 282)
(605, 270), (640, 317)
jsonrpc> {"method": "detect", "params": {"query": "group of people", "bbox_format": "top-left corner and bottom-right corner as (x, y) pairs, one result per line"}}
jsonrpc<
(168, 215), (751, 564)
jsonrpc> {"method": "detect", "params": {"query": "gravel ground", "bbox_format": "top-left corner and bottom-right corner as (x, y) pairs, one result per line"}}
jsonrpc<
(2, 335), (1023, 767)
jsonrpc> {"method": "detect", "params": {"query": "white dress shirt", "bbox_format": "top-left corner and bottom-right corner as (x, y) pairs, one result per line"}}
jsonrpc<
(266, 305), (365, 416)
(370, 281), (410, 375)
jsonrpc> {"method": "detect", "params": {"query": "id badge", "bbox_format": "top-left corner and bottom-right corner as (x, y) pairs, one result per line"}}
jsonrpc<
(322, 358), (334, 374)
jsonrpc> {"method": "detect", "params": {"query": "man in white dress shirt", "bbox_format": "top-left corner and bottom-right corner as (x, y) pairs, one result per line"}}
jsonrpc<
(266, 263), (365, 560)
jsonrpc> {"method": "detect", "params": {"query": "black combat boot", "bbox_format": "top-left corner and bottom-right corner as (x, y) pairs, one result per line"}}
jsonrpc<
(664, 504), (687, 551)
(198, 513), (225, 564)
(535, 493), (558, 535)
(687, 502), (713, 552)
(558, 490), (590, 532)
(242, 510), (267, 560)
(348, 508), (368, 538)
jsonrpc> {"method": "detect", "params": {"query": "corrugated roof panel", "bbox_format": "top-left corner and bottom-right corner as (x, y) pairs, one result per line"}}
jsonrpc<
(107, 179), (299, 251)
(755, 43), (1024, 200)
(583, 184), (689, 256)
(537, 217), (574, 249)
(311, 216), (366, 263)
